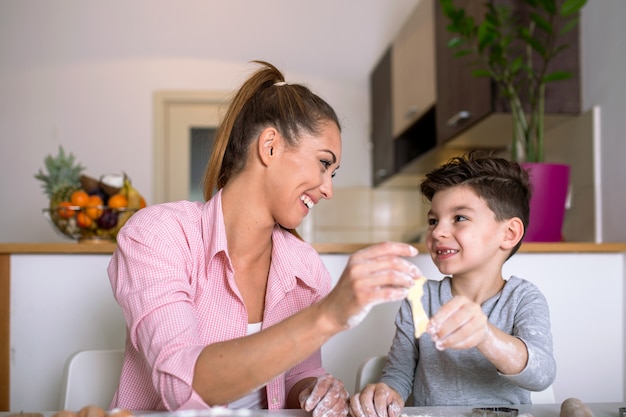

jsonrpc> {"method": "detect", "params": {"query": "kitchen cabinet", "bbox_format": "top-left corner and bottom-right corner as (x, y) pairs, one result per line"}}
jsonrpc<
(370, 22), (436, 187)
(370, 47), (394, 185)
(433, 0), (582, 144)
(391, 0), (436, 138)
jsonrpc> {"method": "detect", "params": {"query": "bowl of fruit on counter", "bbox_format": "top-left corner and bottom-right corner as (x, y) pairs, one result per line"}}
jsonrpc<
(36, 146), (146, 243)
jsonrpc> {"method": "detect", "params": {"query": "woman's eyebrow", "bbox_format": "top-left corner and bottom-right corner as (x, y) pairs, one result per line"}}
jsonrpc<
(322, 149), (337, 164)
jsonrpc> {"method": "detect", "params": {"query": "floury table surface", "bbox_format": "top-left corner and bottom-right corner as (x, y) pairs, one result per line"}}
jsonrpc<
(2, 403), (625, 417)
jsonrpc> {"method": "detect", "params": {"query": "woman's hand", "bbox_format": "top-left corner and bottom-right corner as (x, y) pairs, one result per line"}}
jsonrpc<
(350, 383), (404, 417)
(299, 374), (349, 417)
(321, 242), (421, 330)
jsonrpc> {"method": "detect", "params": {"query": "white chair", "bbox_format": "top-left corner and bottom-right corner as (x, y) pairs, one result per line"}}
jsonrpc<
(530, 385), (555, 404)
(355, 355), (388, 392)
(60, 349), (124, 410)
(355, 355), (555, 404)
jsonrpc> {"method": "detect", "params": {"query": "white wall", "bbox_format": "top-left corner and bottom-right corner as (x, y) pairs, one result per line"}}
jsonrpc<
(9, 251), (625, 410)
(580, 1), (626, 242)
(0, 58), (369, 243)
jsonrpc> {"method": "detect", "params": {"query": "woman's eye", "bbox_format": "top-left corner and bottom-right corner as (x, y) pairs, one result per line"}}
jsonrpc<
(321, 159), (331, 169)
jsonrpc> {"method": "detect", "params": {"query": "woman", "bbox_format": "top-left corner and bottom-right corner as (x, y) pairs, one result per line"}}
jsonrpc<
(108, 61), (422, 415)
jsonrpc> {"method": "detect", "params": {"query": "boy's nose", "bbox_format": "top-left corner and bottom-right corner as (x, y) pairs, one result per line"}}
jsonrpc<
(432, 222), (449, 238)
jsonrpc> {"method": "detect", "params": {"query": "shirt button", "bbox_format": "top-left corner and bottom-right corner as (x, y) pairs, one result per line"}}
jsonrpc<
(272, 397), (279, 405)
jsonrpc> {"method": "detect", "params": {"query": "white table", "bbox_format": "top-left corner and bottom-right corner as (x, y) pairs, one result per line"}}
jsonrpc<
(2, 403), (624, 417)
(398, 403), (625, 417)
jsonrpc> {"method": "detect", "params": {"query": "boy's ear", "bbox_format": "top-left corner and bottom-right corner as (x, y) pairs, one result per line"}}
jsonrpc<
(502, 217), (524, 250)
(258, 127), (278, 166)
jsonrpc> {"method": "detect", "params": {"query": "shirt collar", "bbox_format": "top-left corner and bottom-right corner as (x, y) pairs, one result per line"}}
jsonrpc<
(202, 190), (322, 292)
(202, 189), (229, 265)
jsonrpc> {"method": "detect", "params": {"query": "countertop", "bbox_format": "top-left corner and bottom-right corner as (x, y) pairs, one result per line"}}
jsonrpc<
(1, 403), (625, 417)
(1, 242), (626, 255)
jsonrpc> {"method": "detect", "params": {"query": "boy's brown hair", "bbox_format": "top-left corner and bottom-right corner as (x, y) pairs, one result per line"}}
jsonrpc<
(420, 150), (532, 257)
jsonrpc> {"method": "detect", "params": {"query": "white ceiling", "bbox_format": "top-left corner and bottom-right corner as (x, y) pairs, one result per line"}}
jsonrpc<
(1, 0), (420, 83)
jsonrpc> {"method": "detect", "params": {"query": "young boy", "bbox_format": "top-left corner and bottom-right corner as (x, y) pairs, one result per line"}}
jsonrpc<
(350, 151), (556, 417)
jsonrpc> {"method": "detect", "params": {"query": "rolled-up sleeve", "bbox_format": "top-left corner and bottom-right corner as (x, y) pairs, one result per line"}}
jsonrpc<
(500, 283), (556, 391)
(110, 215), (216, 410)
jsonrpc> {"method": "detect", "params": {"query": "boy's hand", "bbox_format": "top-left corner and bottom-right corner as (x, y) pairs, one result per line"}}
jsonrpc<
(427, 295), (489, 350)
(350, 383), (404, 417)
(427, 295), (528, 374)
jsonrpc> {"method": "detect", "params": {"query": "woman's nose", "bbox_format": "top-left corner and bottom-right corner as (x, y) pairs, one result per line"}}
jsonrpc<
(320, 175), (334, 199)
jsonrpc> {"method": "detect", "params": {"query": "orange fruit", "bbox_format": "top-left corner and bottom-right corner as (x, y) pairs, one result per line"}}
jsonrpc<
(76, 211), (93, 228)
(78, 405), (106, 417)
(85, 195), (104, 220)
(70, 190), (90, 207)
(56, 201), (76, 219)
(108, 193), (128, 209)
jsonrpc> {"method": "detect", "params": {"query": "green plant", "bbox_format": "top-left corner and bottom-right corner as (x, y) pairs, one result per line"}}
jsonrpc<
(439, 0), (587, 163)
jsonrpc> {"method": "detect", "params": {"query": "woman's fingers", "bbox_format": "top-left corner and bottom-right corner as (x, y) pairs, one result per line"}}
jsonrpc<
(323, 242), (422, 329)
(347, 243), (421, 294)
(301, 375), (349, 417)
(352, 241), (418, 261)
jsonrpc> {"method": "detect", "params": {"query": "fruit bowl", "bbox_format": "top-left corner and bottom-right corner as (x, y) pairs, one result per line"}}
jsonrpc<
(43, 204), (139, 243)
(34, 147), (146, 242)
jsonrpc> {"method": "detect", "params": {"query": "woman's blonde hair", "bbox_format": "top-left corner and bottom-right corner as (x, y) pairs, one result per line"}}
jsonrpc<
(203, 60), (341, 200)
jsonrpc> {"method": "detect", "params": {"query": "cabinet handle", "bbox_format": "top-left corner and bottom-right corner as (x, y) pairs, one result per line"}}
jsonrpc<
(446, 110), (471, 127)
(405, 105), (419, 120)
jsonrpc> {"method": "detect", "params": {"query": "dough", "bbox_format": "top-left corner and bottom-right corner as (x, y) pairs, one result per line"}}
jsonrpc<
(407, 276), (428, 338)
(560, 398), (594, 417)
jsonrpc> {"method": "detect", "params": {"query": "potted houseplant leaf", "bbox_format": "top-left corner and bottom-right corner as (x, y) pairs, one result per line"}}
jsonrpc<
(438, 0), (587, 241)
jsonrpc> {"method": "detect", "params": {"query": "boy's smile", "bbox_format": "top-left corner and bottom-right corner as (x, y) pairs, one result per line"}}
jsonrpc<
(426, 185), (509, 278)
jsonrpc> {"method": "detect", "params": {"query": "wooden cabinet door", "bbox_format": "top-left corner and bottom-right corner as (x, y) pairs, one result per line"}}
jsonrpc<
(371, 47), (436, 187)
(434, 0), (493, 144)
(391, 0), (436, 138)
(371, 47), (394, 186)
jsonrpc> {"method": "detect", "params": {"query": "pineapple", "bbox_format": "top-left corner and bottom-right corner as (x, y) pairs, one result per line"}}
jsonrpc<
(34, 146), (86, 208)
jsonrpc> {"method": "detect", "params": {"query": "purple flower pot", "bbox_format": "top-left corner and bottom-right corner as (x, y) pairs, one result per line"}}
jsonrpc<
(521, 162), (570, 242)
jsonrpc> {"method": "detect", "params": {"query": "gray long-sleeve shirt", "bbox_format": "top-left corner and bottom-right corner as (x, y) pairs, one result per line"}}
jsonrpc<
(380, 276), (556, 406)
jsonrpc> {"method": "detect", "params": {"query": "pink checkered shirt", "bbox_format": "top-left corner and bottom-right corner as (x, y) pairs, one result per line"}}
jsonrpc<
(107, 190), (331, 411)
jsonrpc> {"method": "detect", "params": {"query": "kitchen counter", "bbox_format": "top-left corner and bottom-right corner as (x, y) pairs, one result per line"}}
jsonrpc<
(1, 403), (625, 417)
(2, 242), (626, 254)
(2, 242), (626, 410)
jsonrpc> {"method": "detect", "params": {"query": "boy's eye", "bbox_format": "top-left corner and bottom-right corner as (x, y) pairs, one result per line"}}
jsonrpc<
(427, 218), (437, 226)
(455, 215), (468, 222)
